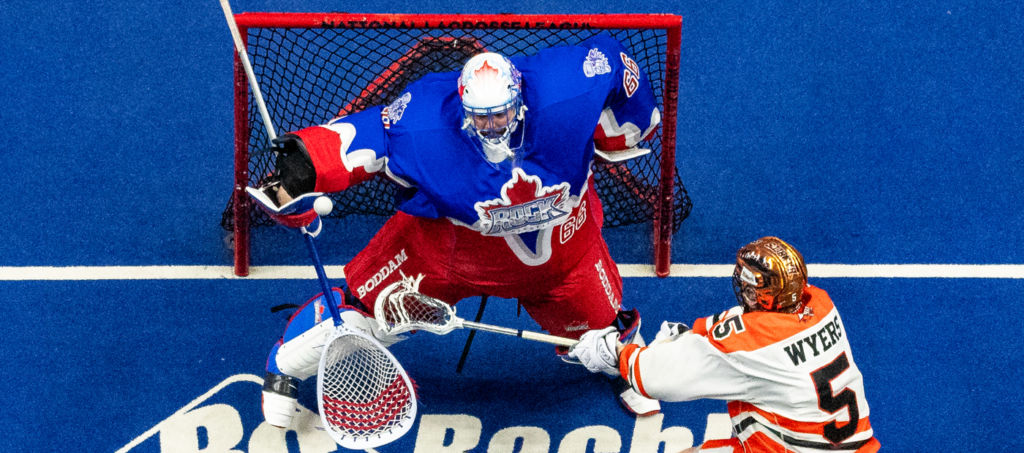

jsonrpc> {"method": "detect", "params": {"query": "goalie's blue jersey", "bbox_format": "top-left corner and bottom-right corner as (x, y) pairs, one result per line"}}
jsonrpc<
(295, 34), (661, 238)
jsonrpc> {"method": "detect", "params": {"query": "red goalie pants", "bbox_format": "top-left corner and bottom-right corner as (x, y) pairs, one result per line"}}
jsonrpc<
(343, 196), (622, 340)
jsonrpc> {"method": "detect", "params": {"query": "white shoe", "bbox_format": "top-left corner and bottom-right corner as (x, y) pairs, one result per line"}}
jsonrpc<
(613, 378), (660, 416)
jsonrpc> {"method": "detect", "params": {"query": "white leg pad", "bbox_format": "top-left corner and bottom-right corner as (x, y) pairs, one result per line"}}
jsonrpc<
(276, 319), (334, 380)
(339, 309), (407, 347)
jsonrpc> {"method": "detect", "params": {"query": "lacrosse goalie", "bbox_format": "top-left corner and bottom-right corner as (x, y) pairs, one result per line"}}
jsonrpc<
(257, 35), (666, 426)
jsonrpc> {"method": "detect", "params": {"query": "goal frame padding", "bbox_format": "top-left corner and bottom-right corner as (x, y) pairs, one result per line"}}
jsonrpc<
(231, 13), (682, 277)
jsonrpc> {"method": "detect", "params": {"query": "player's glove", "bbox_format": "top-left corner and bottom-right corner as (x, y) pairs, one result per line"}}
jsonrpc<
(245, 133), (326, 235)
(567, 326), (621, 375)
(245, 187), (327, 237)
(270, 134), (317, 198)
(261, 372), (300, 428)
(653, 321), (690, 344)
(256, 134), (316, 205)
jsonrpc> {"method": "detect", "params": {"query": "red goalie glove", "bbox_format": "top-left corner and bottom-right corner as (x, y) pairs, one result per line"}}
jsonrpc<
(246, 187), (326, 237)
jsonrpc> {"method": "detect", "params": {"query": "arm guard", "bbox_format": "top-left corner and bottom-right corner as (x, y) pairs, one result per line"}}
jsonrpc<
(290, 107), (390, 193)
(588, 36), (662, 161)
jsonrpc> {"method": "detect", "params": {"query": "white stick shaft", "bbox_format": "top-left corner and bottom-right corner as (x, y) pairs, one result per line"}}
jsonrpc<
(219, 0), (277, 141)
(461, 320), (578, 347)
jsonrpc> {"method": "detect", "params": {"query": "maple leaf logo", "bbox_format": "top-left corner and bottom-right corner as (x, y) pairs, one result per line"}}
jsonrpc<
(474, 168), (572, 236)
(474, 60), (500, 83)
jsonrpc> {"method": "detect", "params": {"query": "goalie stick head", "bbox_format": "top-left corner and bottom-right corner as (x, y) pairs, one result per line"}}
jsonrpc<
(317, 326), (417, 449)
(458, 52), (525, 163)
(732, 236), (808, 313)
(374, 273), (459, 336)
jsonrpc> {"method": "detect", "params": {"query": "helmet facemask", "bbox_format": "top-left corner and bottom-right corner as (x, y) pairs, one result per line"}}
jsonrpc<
(462, 98), (525, 163)
(458, 53), (526, 164)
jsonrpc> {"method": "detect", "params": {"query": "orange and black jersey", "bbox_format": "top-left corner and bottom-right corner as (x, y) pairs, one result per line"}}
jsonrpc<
(618, 286), (879, 453)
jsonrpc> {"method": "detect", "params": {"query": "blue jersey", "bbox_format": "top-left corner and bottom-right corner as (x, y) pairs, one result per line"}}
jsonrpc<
(295, 34), (660, 239)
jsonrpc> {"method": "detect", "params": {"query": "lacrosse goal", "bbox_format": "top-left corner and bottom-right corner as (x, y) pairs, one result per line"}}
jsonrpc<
(222, 13), (691, 277)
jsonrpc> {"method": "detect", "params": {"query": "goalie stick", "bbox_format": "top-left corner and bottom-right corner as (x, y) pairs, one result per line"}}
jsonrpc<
(220, 2), (416, 447)
(218, 0), (276, 141)
(376, 273), (579, 347)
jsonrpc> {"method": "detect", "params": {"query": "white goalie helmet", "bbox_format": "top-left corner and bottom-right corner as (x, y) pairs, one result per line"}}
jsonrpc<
(458, 52), (526, 163)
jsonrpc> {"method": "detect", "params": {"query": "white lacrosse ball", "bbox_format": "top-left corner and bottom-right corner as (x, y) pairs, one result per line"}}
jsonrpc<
(314, 197), (334, 216)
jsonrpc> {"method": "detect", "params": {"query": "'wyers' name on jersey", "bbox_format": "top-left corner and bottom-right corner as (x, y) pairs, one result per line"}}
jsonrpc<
(783, 316), (844, 366)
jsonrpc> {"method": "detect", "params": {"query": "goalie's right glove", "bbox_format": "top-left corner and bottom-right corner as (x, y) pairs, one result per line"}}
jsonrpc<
(245, 133), (326, 235)
(567, 327), (621, 375)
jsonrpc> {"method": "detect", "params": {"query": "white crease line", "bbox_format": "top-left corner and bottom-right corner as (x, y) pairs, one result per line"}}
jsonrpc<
(0, 264), (1021, 280)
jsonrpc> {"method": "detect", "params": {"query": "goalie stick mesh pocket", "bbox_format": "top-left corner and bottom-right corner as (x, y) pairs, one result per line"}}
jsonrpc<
(377, 277), (458, 336)
(317, 331), (416, 448)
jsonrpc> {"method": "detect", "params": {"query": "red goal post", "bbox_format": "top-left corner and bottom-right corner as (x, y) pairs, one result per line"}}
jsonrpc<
(223, 13), (691, 277)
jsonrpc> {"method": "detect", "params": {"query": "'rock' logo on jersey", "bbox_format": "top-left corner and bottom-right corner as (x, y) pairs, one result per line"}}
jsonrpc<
(474, 168), (572, 236)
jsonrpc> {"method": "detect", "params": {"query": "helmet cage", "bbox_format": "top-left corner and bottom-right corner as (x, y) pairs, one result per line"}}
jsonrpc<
(462, 96), (523, 146)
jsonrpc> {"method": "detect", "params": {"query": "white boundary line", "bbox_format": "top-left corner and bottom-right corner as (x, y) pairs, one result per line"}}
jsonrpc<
(114, 374), (263, 453)
(115, 373), (380, 453)
(0, 264), (1021, 280)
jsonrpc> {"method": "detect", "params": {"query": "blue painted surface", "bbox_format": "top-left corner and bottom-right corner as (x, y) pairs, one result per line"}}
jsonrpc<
(1, 1), (1022, 452)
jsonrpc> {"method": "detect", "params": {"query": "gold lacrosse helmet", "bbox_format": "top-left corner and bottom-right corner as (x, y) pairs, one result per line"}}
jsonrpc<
(732, 237), (808, 313)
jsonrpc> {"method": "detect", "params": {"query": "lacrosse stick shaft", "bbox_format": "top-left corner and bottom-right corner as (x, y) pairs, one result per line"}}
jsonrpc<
(219, 0), (277, 140)
(460, 320), (578, 347)
(304, 232), (343, 326)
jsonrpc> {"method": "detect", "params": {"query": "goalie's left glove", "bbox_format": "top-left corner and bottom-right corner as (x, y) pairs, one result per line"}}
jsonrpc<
(567, 326), (621, 375)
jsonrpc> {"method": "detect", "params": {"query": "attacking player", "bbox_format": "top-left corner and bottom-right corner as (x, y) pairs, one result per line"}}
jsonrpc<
(256, 34), (666, 429)
(568, 237), (881, 453)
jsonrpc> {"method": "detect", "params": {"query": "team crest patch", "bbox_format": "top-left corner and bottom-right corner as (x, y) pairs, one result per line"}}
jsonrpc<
(381, 92), (412, 129)
(313, 298), (324, 324)
(583, 48), (611, 77)
(474, 168), (573, 236)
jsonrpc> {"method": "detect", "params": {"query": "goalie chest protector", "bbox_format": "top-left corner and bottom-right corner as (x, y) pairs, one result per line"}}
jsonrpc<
(327, 34), (657, 236)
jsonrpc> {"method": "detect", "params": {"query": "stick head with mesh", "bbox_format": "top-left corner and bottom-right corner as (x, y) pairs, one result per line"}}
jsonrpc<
(316, 327), (417, 449)
(375, 273), (460, 336)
